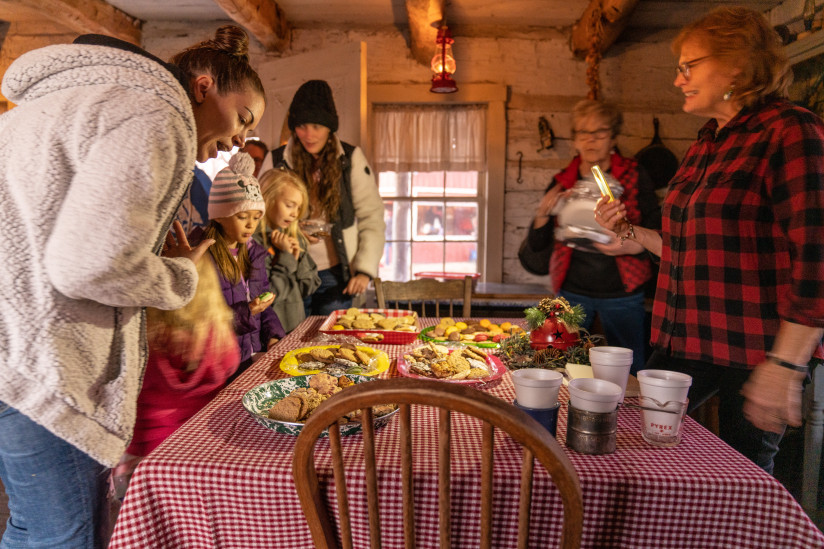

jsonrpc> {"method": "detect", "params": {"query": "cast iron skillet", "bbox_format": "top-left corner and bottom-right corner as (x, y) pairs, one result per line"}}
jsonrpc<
(635, 117), (679, 190)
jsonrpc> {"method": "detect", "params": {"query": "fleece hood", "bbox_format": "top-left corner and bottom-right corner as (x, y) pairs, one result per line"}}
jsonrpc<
(2, 42), (194, 138)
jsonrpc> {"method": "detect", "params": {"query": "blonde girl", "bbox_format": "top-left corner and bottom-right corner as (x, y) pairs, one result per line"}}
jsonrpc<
(256, 168), (321, 333)
(112, 258), (240, 499)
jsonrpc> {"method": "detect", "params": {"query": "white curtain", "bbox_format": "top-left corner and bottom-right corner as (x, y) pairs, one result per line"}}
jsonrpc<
(372, 104), (486, 172)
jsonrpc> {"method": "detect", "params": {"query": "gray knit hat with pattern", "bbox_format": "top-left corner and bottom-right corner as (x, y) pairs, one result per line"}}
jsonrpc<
(208, 152), (265, 219)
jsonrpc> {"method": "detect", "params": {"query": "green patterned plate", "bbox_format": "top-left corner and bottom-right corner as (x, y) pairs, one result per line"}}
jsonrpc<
(418, 326), (501, 348)
(242, 374), (399, 437)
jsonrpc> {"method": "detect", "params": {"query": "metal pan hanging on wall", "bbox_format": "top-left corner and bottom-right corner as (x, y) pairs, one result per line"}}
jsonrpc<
(634, 117), (679, 190)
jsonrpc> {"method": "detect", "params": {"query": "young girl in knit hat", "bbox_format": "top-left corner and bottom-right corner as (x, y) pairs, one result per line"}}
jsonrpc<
(110, 257), (240, 502)
(271, 80), (385, 316)
(193, 152), (285, 376)
(255, 168), (321, 333)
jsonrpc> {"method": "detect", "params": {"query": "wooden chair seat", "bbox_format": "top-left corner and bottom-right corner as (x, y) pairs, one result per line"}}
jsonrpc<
(374, 276), (472, 317)
(292, 378), (583, 549)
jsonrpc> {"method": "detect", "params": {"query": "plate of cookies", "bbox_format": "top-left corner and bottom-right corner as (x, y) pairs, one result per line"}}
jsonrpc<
(279, 344), (391, 377)
(397, 343), (506, 385)
(242, 373), (399, 436)
(318, 308), (420, 344)
(418, 318), (525, 349)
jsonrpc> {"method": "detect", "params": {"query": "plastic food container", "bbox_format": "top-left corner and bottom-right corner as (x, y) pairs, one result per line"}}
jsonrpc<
(299, 219), (333, 238)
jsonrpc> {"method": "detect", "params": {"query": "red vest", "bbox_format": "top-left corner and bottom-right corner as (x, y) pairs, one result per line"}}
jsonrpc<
(548, 152), (653, 294)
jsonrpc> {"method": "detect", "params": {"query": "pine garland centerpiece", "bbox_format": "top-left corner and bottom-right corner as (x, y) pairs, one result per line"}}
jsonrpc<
(499, 296), (602, 371)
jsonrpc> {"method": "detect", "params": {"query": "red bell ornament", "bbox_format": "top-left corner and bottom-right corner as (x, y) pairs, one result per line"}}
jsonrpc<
(529, 317), (581, 351)
(525, 297), (583, 351)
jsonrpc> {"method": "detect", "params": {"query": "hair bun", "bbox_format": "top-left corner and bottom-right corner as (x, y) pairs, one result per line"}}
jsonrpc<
(213, 25), (250, 59)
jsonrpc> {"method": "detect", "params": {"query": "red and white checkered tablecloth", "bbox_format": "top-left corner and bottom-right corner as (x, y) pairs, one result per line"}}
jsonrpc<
(110, 317), (824, 549)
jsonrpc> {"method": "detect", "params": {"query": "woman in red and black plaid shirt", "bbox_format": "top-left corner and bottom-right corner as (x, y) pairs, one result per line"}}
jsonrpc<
(596, 7), (824, 474)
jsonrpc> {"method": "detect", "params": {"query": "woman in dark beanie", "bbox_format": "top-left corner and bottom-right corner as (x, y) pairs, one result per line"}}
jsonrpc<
(272, 80), (385, 315)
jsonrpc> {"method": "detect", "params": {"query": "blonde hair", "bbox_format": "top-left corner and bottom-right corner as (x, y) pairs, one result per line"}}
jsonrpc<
(672, 6), (791, 108)
(146, 258), (236, 370)
(572, 99), (623, 137)
(258, 167), (310, 250)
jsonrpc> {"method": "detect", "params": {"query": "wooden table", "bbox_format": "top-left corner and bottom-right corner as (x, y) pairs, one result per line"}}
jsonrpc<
(109, 317), (824, 548)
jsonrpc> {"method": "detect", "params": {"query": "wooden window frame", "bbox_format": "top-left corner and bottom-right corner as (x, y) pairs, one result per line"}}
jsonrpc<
(367, 84), (507, 282)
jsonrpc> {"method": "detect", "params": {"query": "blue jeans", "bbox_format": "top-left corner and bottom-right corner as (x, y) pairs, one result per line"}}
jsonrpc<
(303, 265), (353, 316)
(0, 402), (108, 549)
(645, 351), (784, 475)
(559, 290), (647, 374)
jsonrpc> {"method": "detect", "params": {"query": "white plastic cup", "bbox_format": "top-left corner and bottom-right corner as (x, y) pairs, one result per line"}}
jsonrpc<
(511, 369), (563, 409)
(636, 369), (692, 446)
(636, 369), (692, 404)
(567, 378), (622, 413)
(589, 347), (633, 403)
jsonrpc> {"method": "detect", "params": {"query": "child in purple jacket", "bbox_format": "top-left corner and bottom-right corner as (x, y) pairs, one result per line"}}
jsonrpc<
(192, 152), (285, 377)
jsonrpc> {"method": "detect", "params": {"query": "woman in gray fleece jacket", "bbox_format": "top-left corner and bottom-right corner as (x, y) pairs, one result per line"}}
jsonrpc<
(0, 26), (265, 547)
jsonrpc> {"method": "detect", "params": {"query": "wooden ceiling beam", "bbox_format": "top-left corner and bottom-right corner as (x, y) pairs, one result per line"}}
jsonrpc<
(570, 0), (640, 58)
(213, 0), (290, 53)
(0, 0), (141, 45)
(405, 0), (445, 66)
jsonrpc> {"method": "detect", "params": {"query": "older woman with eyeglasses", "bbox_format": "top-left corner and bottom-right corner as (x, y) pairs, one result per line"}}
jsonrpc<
(526, 99), (660, 373)
(595, 6), (824, 474)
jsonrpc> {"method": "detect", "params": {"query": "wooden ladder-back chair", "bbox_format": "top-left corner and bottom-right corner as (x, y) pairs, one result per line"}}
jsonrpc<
(292, 378), (583, 549)
(373, 276), (472, 318)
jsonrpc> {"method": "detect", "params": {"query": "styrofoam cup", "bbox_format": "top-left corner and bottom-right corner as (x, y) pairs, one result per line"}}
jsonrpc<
(511, 368), (563, 409)
(589, 347), (633, 403)
(636, 369), (692, 405)
(567, 378), (622, 413)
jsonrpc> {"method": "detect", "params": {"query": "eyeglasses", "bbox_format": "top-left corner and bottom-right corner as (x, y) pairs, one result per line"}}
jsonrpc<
(574, 128), (612, 140)
(676, 55), (711, 80)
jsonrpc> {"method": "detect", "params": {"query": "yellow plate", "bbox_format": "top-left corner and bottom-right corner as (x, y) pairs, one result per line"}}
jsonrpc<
(279, 345), (390, 377)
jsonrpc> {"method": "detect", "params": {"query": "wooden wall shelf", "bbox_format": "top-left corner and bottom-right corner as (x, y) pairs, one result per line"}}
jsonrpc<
(786, 30), (824, 64)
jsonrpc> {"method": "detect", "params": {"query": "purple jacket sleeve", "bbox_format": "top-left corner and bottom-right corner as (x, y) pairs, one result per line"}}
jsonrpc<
(248, 240), (286, 341)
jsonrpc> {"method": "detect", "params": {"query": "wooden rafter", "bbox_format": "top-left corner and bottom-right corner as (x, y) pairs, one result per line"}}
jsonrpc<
(405, 0), (445, 66)
(0, 0), (141, 45)
(213, 0), (290, 53)
(570, 0), (640, 58)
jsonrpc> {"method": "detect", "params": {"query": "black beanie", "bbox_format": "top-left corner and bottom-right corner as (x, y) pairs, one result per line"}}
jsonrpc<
(287, 80), (339, 133)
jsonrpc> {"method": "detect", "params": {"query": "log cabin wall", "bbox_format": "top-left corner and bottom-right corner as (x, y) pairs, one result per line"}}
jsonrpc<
(146, 21), (709, 286)
(0, 20), (707, 286)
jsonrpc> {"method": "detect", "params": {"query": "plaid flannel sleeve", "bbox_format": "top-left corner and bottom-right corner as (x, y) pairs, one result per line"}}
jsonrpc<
(770, 108), (824, 326)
